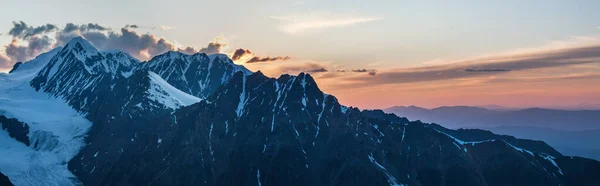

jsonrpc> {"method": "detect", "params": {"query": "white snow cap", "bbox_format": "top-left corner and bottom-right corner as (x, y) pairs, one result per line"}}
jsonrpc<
(64, 36), (100, 59)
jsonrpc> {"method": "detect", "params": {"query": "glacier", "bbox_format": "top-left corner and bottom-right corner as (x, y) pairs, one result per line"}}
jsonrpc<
(0, 51), (92, 186)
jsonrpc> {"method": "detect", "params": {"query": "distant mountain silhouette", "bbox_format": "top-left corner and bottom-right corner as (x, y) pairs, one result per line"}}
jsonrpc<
(384, 106), (600, 161)
(481, 126), (600, 161)
(384, 106), (600, 130)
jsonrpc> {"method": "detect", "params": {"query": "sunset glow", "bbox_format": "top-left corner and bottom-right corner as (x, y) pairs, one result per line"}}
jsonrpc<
(1, 0), (599, 109)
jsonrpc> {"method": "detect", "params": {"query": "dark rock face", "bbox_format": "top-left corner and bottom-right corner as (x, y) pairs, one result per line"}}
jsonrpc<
(557, 156), (600, 186)
(0, 172), (13, 186)
(139, 52), (251, 99)
(68, 71), (600, 186)
(8, 62), (22, 74)
(0, 115), (30, 146)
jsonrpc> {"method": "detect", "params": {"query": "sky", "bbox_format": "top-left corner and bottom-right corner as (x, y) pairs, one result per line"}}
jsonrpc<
(1, 0), (600, 109)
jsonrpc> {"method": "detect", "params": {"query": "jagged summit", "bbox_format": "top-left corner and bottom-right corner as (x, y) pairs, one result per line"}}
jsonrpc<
(208, 53), (232, 63)
(64, 36), (100, 60)
(150, 50), (190, 60)
(141, 49), (251, 99)
(28, 36), (250, 116)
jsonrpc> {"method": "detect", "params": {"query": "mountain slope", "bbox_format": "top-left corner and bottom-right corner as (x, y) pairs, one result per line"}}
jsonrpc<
(139, 52), (251, 99)
(0, 37), (203, 186)
(8, 47), (63, 74)
(0, 48), (92, 186)
(0, 37), (598, 185)
(68, 71), (600, 186)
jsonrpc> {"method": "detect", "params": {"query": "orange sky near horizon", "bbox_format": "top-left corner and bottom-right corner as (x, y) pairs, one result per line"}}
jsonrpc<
(246, 39), (600, 109)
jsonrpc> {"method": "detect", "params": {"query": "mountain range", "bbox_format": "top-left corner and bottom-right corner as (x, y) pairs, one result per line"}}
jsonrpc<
(384, 106), (600, 130)
(0, 37), (598, 186)
(384, 106), (600, 161)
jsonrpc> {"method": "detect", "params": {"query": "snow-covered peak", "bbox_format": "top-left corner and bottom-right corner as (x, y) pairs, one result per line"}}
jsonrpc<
(38, 37), (138, 76)
(64, 37), (100, 61)
(101, 50), (140, 76)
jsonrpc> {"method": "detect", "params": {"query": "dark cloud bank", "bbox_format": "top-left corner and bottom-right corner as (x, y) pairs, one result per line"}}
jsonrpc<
(1, 21), (225, 69)
(231, 48), (291, 63)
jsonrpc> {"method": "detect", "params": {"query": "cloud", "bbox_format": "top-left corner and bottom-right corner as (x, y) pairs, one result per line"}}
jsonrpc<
(0, 22), (57, 68)
(271, 13), (383, 34)
(197, 41), (225, 55)
(247, 56), (291, 63)
(352, 69), (377, 76)
(342, 44), (600, 87)
(482, 72), (600, 85)
(464, 68), (511, 72)
(72, 28), (173, 59)
(0, 22), (227, 71)
(62, 24), (224, 59)
(125, 24), (139, 29)
(272, 62), (329, 74)
(230, 48), (291, 63)
(177, 46), (197, 55)
(173, 41), (225, 55)
(120, 24), (175, 31)
(307, 67), (328, 73)
(56, 23), (111, 46)
(351, 69), (369, 73)
(159, 25), (175, 31)
(81, 23), (108, 31)
(61, 23), (108, 33)
(5, 36), (53, 62)
(335, 69), (377, 76)
(232, 48), (252, 61)
(8, 21), (58, 39)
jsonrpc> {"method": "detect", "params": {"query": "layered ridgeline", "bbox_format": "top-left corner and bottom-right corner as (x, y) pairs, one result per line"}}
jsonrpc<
(0, 37), (247, 185)
(383, 106), (600, 161)
(0, 37), (598, 186)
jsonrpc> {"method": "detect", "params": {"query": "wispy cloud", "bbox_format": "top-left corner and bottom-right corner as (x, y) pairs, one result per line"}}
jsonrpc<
(122, 24), (175, 31)
(301, 36), (600, 91)
(270, 13), (382, 34)
(273, 62), (329, 74)
(159, 25), (175, 31)
(244, 60), (334, 78)
(345, 45), (600, 87)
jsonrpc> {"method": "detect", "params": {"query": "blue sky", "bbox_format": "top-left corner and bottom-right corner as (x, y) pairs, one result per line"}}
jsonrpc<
(1, 0), (600, 108)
